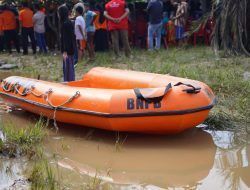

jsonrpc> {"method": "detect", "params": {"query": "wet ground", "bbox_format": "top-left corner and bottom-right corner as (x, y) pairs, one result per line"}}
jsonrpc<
(0, 109), (249, 190)
(0, 65), (249, 189)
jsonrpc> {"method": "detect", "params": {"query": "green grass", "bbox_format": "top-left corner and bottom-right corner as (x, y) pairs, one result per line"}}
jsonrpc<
(0, 46), (249, 189)
(0, 118), (47, 157)
(0, 47), (249, 131)
(28, 159), (58, 190)
(84, 171), (103, 190)
(114, 132), (127, 152)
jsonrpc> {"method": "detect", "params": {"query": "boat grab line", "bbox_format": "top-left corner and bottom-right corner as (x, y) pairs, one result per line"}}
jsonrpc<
(0, 92), (215, 118)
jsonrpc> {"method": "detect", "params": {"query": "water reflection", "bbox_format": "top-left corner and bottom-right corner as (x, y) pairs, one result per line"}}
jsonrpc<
(197, 130), (250, 190)
(0, 158), (28, 189)
(46, 125), (250, 189)
(0, 109), (249, 190)
(45, 126), (215, 189)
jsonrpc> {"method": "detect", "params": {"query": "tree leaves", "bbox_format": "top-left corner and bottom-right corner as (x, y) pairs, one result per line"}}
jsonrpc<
(212, 0), (250, 56)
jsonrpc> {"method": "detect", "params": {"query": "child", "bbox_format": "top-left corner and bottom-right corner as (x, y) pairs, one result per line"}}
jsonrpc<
(173, 0), (188, 46)
(161, 12), (169, 49)
(75, 6), (86, 61)
(135, 9), (147, 49)
(0, 6), (5, 52)
(167, 12), (176, 45)
(58, 5), (76, 82)
(84, 3), (97, 61)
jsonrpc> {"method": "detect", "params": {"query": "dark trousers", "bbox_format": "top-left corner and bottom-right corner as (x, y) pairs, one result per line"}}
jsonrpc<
(94, 29), (109, 52)
(0, 35), (4, 52)
(46, 31), (57, 51)
(4, 30), (20, 53)
(73, 44), (78, 65)
(21, 27), (36, 54)
(63, 55), (75, 82)
(110, 29), (131, 57)
(35, 32), (47, 53)
(87, 32), (95, 59)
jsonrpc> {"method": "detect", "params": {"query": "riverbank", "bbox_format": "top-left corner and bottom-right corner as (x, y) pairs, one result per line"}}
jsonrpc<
(0, 46), (250, 189)
(0, 46), (249, 130)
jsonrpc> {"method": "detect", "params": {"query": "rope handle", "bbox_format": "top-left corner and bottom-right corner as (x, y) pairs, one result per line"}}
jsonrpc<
(2, 81), (81, 104)
(2, 82), (29, 96)
(174, 82), (201, 94)
(1, 80), (81, 132)
(134, 82), (201, 102)
(45, 90), (80, 132)
(45, 90), (81, 108)
(134, 83), (172, 103)
(1, 82), (13, 92)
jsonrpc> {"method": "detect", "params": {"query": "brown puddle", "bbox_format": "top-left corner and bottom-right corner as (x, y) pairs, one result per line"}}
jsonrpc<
(48, 127), (215, 187)
(0, 108), (250, 189)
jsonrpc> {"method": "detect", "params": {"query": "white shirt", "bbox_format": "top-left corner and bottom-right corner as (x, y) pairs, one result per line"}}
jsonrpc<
(75, 15), (86, 40)
(33, 11), (45, 33)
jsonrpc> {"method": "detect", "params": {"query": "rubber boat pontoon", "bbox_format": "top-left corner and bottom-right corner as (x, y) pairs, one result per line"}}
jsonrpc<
(0, 67), (215, 134)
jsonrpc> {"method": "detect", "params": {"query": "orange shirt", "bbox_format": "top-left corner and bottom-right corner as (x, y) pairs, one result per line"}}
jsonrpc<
(97, 20), (107, 30)
(94, 12), (107, 30)
(167, 20), (175, 43)
(1, 10), (17, 30)
(19, 8), (33, 28)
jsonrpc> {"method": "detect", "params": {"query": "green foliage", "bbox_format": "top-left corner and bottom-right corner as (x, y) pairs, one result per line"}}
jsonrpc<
(0, 118), (47, 157)
(212, 0), (250, 55)
(28, 160), (58, 190)
(85, 171), (102, 190)
(0, 138), (3, 151)
(204, 110), (237, 130)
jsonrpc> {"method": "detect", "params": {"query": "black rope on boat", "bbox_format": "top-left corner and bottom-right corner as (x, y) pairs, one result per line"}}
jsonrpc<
(134, 83), (172, 103)
(174, 82), (201, 94)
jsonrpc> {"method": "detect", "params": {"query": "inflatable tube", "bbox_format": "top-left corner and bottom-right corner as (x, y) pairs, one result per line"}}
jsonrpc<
(0, 67), (215, 134)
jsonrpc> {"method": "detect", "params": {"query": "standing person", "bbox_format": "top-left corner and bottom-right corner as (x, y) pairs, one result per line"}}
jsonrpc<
(19, 2), (36, 55)
(166, 16), (176, 45)
(161, 12), (169, 49)
(84, 3), (97, 61)
(71, 0), (85, 65)
(45, 2), (58, 52)
(0, 6), (5, 52)
(94, 4), (109, 52)
(147, 0), (163, 51)
(135, 9), (147, 49)
(75, 6), (86, 61)
(173, 0), (188, 46)
(104, 0), (131, 58)
(33, 4), (47, 54)
(58, 5), (76, 82)
(72, 0), (85, 18)
(1, 5), (20, 54)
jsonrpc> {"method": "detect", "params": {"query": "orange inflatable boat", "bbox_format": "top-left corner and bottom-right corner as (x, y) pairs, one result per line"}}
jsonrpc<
(0, 67), (215, 134)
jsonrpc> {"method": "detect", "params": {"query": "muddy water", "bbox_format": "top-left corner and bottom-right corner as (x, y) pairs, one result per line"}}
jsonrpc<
(0, 110), (250, 190)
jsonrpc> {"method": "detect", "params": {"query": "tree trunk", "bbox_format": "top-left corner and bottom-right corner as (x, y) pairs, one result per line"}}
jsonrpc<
(246, 1), (250, 51)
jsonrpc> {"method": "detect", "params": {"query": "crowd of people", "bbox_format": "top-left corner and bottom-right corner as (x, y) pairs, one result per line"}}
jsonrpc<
(0, 0), (212, 82)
